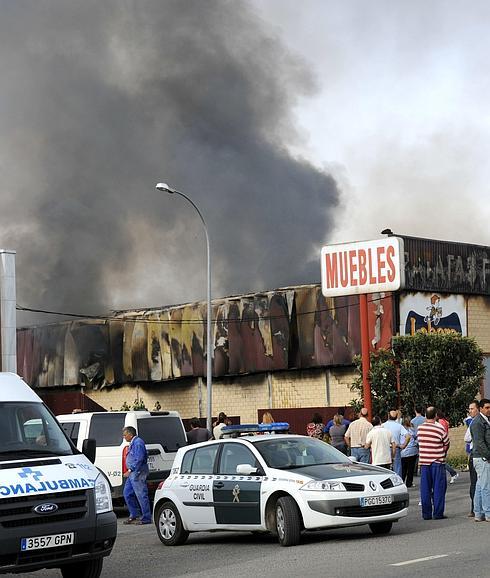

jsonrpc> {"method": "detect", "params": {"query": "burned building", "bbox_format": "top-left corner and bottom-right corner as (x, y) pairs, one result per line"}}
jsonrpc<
(16, 236), (490, 421)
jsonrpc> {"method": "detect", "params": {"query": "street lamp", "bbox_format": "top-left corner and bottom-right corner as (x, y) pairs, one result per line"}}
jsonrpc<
(155, 183), (213, 433)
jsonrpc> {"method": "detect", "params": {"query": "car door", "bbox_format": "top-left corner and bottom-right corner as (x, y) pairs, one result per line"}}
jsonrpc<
(213, 442), (262, 525)
(174, 444), (219, 525)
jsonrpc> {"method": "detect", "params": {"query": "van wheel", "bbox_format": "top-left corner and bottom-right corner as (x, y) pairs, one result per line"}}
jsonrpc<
(156, 501), (189, 546)
(369, 521), (393, 535)
(275, 496), (301, 547)
(60, 558), (103, 578)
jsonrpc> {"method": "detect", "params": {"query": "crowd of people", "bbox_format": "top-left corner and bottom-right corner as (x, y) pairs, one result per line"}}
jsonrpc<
(120, 401), (490, 525)
(305, 400), (490, 521)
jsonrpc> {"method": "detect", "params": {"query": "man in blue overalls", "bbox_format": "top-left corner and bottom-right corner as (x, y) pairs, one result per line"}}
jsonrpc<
(122, 426), (151, 525)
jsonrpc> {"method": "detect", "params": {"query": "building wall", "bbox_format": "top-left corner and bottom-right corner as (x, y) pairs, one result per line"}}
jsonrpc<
(467, 296), (490, 352)
(85, 366), (357, 423)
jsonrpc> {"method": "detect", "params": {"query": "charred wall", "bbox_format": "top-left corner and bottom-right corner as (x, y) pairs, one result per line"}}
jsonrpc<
(17, 285), (393, 389)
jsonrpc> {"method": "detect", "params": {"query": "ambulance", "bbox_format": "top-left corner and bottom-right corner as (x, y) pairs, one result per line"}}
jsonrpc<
(0, 373), (117, 577)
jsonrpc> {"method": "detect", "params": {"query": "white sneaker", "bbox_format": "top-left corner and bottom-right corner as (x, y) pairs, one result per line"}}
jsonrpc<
(449, 473), (459, 484)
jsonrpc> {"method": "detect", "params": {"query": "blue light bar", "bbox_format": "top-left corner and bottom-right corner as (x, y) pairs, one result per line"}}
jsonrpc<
(221, 422), (290, 436)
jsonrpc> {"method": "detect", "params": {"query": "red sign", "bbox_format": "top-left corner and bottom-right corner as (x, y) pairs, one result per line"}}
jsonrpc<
(321, 238), (405, 297)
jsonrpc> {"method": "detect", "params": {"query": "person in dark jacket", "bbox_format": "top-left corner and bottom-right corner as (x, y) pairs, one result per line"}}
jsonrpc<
(187, 418), (212, 444)
(470, 398), (490, 522)
(122, 426), (151, 525)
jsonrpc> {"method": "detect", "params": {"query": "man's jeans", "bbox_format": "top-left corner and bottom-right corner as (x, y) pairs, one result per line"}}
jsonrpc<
(392, 447), (402, 477)
(123, 471), (152, 523)
(473, 457), (490, 519)
(351, 447), (371, 463)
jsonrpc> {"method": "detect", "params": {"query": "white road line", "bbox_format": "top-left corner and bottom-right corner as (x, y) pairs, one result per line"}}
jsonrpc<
(390, 554), (451, 567)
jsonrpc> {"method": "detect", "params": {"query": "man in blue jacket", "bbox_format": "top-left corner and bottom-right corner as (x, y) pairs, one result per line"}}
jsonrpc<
(122, 426), (151, 525)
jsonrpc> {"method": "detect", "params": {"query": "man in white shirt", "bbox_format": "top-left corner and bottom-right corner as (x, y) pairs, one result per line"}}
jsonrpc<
(383, 410), (410, 477)
(344, 408), (373, 463)
(365, 416), (396, 468)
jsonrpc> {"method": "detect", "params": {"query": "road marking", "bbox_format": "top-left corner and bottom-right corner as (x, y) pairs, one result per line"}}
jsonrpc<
(390, 554), (451, 567)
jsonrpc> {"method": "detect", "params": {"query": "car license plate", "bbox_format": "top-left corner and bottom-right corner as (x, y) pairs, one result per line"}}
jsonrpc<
(360, 495), (393, 507)
(21, 532), (74, 551)
(148, 456), (157, 471)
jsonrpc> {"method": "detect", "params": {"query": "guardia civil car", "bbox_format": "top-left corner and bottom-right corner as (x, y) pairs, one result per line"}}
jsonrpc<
(153, 424), (409, 547)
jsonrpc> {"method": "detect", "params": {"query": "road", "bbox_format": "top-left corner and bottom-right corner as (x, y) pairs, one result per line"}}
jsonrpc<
(13, 472), (488, 578)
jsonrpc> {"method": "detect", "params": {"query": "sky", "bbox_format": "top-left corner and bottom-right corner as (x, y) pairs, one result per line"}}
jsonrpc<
(0, 0), (489, 326)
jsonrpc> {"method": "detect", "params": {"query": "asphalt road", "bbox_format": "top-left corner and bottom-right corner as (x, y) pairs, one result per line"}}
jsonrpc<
(12, 472), (488, 578)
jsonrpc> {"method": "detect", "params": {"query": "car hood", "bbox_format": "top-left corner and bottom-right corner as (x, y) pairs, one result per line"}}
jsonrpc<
(272, 462), (392, 481)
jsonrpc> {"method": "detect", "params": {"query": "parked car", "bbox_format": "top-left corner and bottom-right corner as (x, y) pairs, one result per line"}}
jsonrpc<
(0, 373), (116, 577)
(57, 410), (187, 502)
(153, 424), (409, 547)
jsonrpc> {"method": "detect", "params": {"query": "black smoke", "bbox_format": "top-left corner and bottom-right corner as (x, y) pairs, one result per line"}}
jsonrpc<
(0, 0), (339, 324)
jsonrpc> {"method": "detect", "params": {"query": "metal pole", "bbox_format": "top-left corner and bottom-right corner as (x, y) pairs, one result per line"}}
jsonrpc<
(359, 294), (372, 419)
(159, 187), (213, 433)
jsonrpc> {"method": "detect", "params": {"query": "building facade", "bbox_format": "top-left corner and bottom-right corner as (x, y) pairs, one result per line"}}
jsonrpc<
(16, 236), (490, 425)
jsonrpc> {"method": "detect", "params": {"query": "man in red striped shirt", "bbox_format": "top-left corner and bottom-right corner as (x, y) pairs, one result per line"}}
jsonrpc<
(417, 406), (450, 520)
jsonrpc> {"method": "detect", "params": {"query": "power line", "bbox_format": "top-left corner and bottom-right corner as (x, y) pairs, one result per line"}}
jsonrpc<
(16, 293), (388, 326)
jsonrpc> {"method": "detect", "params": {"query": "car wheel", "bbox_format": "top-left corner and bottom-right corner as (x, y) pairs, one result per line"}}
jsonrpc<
(156, 501), (189, 546)
(369, 521), (393, 535)
(60, 558), (103, 578)
(275, 496), (301, 547)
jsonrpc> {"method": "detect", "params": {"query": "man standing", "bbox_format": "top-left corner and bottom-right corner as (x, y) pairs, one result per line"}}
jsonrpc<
(465, 400), (480, 516)
(344, 408), (373, 463)
(470, 398), (490, 522)
(383, 410), (410, 477)
(187, 417), (212, 444)
(411, 406), (426, 431)
(365, 416), (396, 469)
(417, 407), (450, 520)
(122, 426), (151, 525)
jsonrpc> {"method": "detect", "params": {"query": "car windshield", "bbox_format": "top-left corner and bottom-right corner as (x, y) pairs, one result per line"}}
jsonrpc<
(0, 402), (74, 460)
(253, 437), (352, 469)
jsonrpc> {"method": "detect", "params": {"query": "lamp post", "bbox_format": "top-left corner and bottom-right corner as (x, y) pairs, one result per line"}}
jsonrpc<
(155, 183), (213, 433)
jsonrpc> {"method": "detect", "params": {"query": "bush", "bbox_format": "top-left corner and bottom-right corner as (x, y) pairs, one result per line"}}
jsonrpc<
(351, 333), (484, 426)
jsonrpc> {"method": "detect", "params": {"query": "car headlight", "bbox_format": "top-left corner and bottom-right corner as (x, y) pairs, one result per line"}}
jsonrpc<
(390, 474), (404, 487)
(95, 473), (113, 514)
(300, 480), (346, 492)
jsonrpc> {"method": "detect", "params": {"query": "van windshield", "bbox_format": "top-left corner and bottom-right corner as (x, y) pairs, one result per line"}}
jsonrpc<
(0, 402), (74, 460)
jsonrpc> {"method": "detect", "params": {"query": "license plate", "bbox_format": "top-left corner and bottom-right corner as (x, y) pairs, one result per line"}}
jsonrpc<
(360, 495), (393, 507)
(148, 456), (157, 471)
(21, 532), (74, 551)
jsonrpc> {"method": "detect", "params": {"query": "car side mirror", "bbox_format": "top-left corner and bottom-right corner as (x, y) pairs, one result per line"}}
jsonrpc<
(82, 438), (97, 463)
(236, 464), (261, 476)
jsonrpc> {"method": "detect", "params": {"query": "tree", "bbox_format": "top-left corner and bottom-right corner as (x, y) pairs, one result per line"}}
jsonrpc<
(351, 333), (484, 426)
(350, 349), (398, 418)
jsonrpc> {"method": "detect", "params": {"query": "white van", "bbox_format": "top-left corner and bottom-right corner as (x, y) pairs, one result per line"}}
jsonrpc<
(56, 411), (187, 502)
(0, 373), (116, 577)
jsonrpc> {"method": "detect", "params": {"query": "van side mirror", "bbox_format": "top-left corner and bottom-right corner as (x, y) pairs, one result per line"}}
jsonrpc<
(82, 438), (97, 463)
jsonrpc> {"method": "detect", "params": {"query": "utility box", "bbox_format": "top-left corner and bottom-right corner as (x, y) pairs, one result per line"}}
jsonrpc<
(0, 249), (16, 372)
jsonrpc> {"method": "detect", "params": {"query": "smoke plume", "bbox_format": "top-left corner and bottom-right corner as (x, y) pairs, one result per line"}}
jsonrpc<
(0, 0), (340, 324)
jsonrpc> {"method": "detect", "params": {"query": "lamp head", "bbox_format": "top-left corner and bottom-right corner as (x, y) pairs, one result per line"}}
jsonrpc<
(381, 228), (394, 236)
(156, 182), (175, 194)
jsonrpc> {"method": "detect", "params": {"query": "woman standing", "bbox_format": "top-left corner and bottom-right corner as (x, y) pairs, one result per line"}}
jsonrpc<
(329, 414), (348, 454)
(306, 413), (325, 439)
(401, 417), (418, 488)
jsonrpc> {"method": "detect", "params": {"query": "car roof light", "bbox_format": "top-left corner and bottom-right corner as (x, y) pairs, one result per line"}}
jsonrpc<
(221, 422), (290, 437)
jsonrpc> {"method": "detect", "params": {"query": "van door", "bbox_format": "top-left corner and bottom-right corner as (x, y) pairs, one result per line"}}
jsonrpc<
(136, 416), (187, 478)
(88, 413), (126, 494)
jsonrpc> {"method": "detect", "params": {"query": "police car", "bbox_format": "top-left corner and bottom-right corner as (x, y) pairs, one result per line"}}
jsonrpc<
(153, 423), (409, 547)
